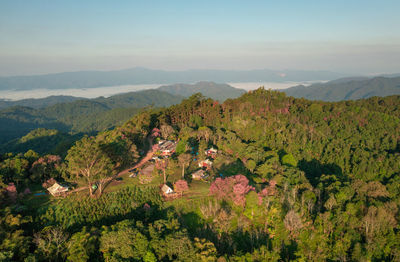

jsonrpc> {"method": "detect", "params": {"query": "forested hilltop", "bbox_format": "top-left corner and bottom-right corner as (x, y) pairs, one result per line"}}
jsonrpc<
(1, 89), (400, 261)
(158, 81), (246, 101)
(284, 76), (400, 101)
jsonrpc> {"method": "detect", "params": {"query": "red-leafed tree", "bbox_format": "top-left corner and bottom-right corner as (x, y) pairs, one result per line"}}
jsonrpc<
(174, 180), (189, 196)
(209, 174), (254, 207)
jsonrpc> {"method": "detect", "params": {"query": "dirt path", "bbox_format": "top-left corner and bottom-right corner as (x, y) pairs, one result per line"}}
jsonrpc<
(116, 136), (155, 177)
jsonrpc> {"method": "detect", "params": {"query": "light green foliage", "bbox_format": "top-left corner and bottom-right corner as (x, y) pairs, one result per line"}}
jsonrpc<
(281, 153), (297, 167)
(245, 159), (257, 173)
(143, 251), (157, 262)
(194, 237), (217, 261)
(100, 220), (149, 261)
(175, 139), (187, 155)
(39, 185), (162, 230)
(66, 227), (97, 262)
(243, 191), (262, 222)
(65, 136), (114, 196)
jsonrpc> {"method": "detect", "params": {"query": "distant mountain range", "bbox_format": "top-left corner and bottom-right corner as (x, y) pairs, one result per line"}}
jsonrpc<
(0, 67), (347, 90)
(0, 81), (243, 110)
(284, 76), (400, 101)
(0, 81), (246, 153)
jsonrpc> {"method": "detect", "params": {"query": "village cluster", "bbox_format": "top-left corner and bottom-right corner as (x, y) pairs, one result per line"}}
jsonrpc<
(19, 127), (220, 200)
(139, 136), (218, 199)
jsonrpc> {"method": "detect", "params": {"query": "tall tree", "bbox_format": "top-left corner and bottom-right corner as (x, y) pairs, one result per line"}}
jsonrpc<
(156, 158), (169, 184)
(160, 125), (175, 140)
(197, 126), (212, 143)
(65, 136), (114, 197)
(178, 153), (191, 179)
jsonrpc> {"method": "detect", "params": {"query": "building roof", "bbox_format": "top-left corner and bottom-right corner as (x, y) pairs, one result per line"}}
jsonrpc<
(206, 147), (218, 153)
(140, 164), (155, 176)
(199, 159), (213, 167)
(161, 184), (173, 194)
(192, 169), (208, 180)
(47, 182), (69, 196)
(159, 140), (177, 151)
(192, 169), (205, 177)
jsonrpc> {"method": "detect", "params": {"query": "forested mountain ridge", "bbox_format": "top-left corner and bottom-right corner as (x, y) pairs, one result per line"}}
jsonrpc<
(0, 89), (183, 151)
(0, 95), (84, 109)
(1, 89), (399, 261)
(158, 81), (246, 101)
(284, 76), (400, 101)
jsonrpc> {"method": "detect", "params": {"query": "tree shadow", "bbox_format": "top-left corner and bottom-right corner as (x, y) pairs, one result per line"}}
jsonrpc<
(0, 127), (83, 155)
(216, 159), (260, 186)
(217, 159), (249, 177)
(297, 158), (344, 187)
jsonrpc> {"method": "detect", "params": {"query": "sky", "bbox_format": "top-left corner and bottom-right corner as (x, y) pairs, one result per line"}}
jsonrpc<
(0, 0), (399, 76)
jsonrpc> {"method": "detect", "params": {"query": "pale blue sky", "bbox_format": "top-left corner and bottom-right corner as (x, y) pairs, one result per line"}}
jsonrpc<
(0, 0), (399, 76)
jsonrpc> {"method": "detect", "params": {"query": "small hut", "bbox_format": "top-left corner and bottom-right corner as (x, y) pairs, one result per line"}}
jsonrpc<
(161, 184), (173, 196)
(199, 159), (213, 169)
(47, 182), (69, 197)
(158, 140), (177, 157)
(205, 147), (218, 158)
(192, 169), (206, 180)
(139, 164), (155, 184)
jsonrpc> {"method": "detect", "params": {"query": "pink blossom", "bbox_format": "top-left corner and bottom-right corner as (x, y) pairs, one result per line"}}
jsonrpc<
(174, 180), (189, 193)
(209, 174), (253, 207)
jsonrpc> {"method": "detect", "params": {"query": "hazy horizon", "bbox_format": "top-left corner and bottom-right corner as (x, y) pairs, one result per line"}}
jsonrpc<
(0, 81), (308, 101)
(1, 1), (399, 77)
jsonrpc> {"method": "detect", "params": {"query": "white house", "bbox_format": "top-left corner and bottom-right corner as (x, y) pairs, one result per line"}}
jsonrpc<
(161, 184), (173, 195)
(47, 182), (69, 196)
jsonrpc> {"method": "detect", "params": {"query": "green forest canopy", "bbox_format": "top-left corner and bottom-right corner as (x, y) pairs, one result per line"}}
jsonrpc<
(1, 89), (400, 261)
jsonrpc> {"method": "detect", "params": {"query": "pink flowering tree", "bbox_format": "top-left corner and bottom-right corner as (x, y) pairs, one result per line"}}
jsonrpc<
(257, 179), (277, 205)
(174, 180), (189, 196)
(151, 128), (161, 138)
(209, 174), (254, 207)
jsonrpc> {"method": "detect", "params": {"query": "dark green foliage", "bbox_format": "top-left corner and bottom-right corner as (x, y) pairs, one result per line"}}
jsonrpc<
(1, 128), (81, 155)
(0, 208), (32, 261)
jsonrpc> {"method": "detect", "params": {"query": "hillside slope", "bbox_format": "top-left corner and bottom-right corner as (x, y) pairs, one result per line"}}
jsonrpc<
(284, 76), (400, 101)
(0, 89), (183, 149)
(0, 95), (84, 109)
